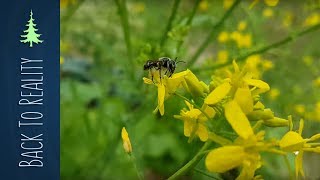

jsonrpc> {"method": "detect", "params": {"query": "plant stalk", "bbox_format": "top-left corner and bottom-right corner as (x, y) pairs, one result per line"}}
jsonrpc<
(193, 23), (320, 72)
(186, 0), (241, 68)
(160, 0), (181, 47)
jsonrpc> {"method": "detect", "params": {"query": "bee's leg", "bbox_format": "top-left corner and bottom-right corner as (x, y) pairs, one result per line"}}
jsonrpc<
(164, 69), (168, 76)
(159, 66), (162, 84)
(150, 69), (155, 83)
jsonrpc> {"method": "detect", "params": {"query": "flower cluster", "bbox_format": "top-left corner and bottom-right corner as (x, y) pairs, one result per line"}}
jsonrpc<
(143, 60), (320, 179)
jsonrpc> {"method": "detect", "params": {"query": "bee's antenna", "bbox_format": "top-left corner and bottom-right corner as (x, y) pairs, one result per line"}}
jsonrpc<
(174, 57), (185, 64)
(176, 60), (186, 64)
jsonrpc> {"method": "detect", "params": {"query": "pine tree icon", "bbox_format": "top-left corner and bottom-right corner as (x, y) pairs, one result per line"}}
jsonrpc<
(20, 10), (43, 47)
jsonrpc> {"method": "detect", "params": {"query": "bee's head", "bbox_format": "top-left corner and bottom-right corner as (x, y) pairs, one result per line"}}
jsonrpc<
(143, 60), (153, 70)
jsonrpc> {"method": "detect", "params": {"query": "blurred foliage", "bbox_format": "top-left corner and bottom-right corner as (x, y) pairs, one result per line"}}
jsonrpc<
(60, 0), (320, 179)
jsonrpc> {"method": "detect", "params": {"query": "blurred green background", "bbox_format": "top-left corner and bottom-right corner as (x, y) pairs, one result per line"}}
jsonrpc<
(60, 0), (320, 179)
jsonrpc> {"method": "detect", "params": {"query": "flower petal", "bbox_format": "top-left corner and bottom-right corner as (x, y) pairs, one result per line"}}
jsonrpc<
(295, 150), (305, 178)
(143, 77), (153, 85)
(158, 83), (165, 115)
(234, 87), (253, 114)
(245, 79), (270, 94)
(205, 82), (231, 105)
(225, 100), (254, 139)
(279, 131), (305, 152)
(206, 146), (246, 173)
(197, 124), (209, 142)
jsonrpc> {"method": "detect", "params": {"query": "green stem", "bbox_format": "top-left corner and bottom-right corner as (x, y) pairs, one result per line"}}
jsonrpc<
(129, 154), (144, 180)
(176, 0), (201, 55)
(282, 155), (294, 180)
(160, 0), (181, 47)
(194, 168), (222, 180)
(174, 92), (212, 121)
(193, 23), (320, 72)
(167, 141), (212, 180)
(186, 0), (241, 68)
(114, 0), (134, 79)
(61, 0), (86, 34)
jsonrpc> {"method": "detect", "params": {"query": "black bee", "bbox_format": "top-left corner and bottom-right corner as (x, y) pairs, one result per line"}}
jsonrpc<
(143, 57), (184, 82)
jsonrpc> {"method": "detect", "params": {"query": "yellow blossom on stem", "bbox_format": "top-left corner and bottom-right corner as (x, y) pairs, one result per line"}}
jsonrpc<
(217, 50), (229, 63)
(304, 13), (320, 27)
(250, 0), (279, 9)
(143, 70), (189, 115)
(263, 8), (274, 18)
(174, 101), (215, 142)
(199, 0), (209, 12)
(206, 100), (280, 179)
(61, 0), (76, 9)
(279, 117), (320, 178)
(237, 21), (247, 31)
(121, 127), (132, 154)
(264, 0), (279, 6)
(223, 0), (234, 10)
(218, 31), (229, 43)
(268, 88), (280, 100)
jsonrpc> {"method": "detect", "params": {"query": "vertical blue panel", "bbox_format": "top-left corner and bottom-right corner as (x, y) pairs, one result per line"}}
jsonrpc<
(0, 1), (59, 180)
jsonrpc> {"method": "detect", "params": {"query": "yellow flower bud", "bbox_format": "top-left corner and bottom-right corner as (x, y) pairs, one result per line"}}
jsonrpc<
(263, 117), (289, 127)
(121, 127), (132, 154)
(184, 71), (208, 97)
(247, 108), (274, 121)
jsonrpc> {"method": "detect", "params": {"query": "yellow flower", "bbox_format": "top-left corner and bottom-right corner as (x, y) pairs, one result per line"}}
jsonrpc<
(174, 101), (215, 142)
(60, 0), (76, 9)
(246, 55), (262, 78)
(237, 33), (252, 48)
(294, 104), (306, 115)
(132, 2), (145, 14)
(223, 0), (234, 10)
(262, 60), (274, 71)
(199, 0), (209, 12)
(282, 11), (293, 27)
(313, 77), (320, 88)
(303, 13), (320, 27)
(268, 88), (280, 100)
(205, 60), (270, 108)
(250, 0), (279, 8)
(217, 50), (229, 63)
(237, 21), (247, 31)
(121, 127), (132, 154)
(302, 55), (313, 66)
(279, 118), (320, 178)
(263, 8), (274, 18)
(231, 32), (252, 48)
(143, 70), (189, 115)
(206, 100), (277, 179)
(264, 0), (279, 6)
(218, 31), (229, 43)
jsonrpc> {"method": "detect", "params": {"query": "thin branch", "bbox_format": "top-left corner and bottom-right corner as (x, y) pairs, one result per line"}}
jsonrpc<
(167, 141), (212, 180)
(193, 23), (320, 72)
(114, 0), (134, 79)
(186, 0), (241, 68)
(176, 0), (201, 54)
(194, 168), (223, 180)
(160, 0), (181, 47)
